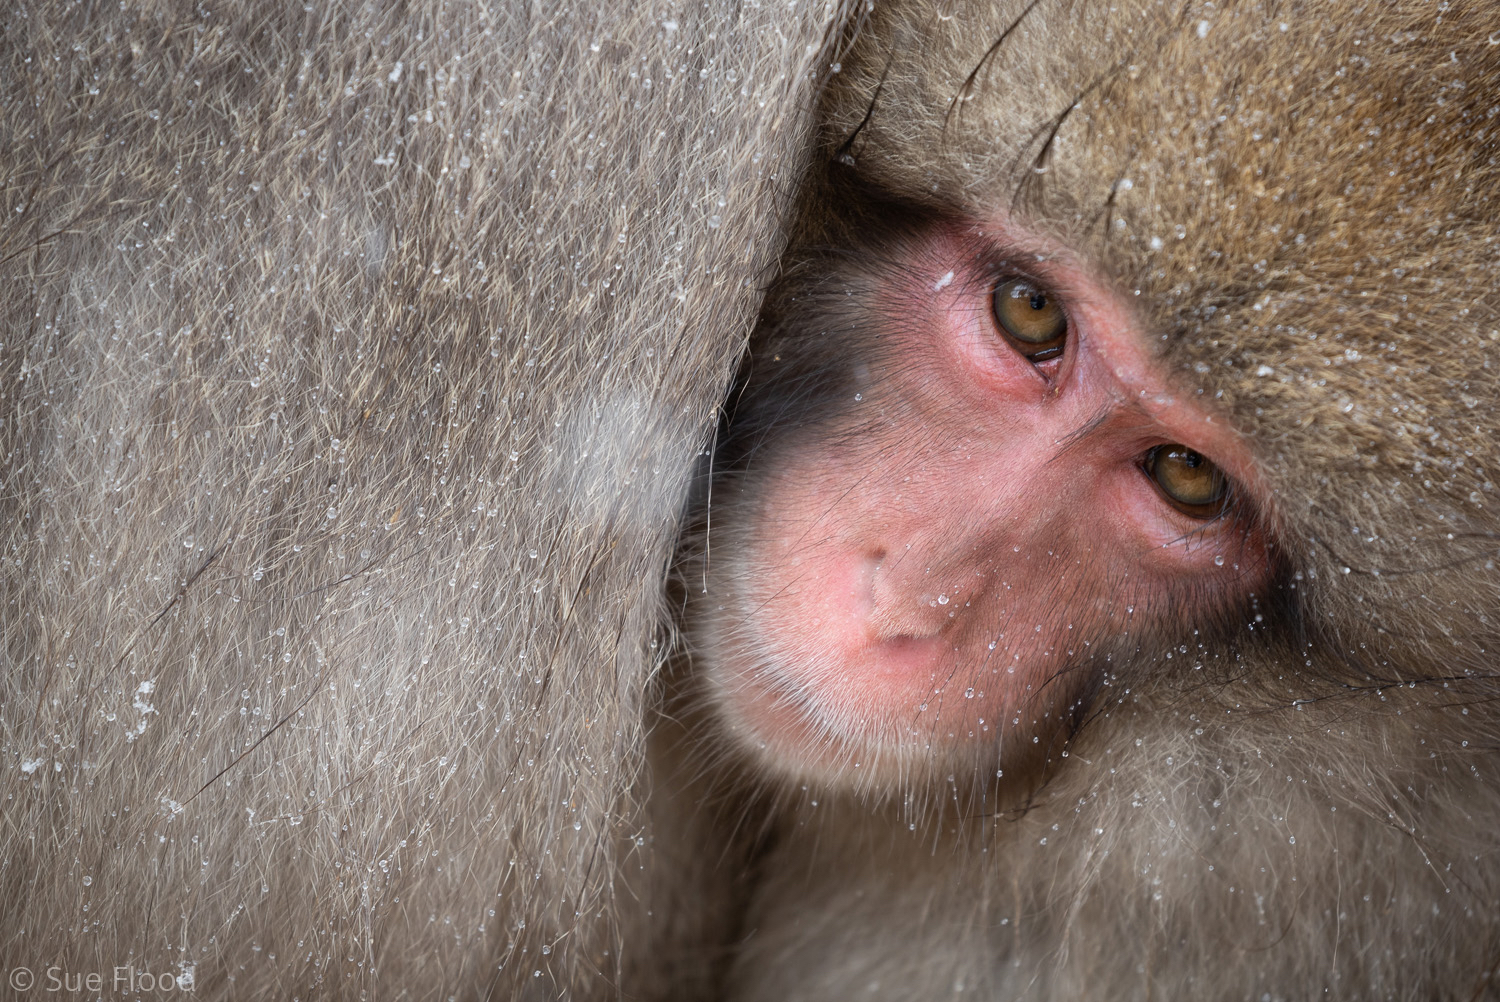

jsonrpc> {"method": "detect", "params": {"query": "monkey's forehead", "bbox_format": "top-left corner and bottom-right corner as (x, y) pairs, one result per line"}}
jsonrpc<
(832, 1), (1495, 277)
(828, 0), (1499, 451)
(823, 0), (1500, 668)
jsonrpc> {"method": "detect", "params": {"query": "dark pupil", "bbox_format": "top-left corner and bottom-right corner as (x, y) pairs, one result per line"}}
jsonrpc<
(1028, 293), (1048, 311)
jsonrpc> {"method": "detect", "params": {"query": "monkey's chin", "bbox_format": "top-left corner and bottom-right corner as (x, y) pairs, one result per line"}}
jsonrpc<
(698, 635), (1049, 797)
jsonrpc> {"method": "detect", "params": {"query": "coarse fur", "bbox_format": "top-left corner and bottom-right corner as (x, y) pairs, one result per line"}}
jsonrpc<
(7, 0), (1500, 998)
(668, 0), (1500, 999)
(0, 1), (851, 998)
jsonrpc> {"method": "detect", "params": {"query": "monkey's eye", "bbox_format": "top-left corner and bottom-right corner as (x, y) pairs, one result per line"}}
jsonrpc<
(993, 278), (1067, 362)
(1144, 445), (1230, 518)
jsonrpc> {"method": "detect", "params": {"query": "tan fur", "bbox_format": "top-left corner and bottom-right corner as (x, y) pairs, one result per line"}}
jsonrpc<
(0, 1), (849, 997)
(681, 0), (1500, 998)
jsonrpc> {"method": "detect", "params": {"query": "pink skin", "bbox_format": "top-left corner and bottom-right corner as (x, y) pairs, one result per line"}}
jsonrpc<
(707, 221), (1273, 790)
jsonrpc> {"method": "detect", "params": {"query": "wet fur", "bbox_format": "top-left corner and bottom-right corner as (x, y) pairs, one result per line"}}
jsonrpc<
(6, 0), (1498, 997)
(0, 1), (847, 997)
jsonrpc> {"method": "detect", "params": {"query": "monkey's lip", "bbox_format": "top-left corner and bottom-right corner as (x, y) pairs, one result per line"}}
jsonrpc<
(812, 623), (971, 717)
(714, 623), (1016, 789)
(870, 632), (943, 658)
(761, 552), (988, 711)
(855, 632), (949, 685)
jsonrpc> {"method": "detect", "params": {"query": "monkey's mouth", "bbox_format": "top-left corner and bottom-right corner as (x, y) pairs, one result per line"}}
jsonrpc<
(875, 633), (945, 661)
(698, 550), (1081, 790)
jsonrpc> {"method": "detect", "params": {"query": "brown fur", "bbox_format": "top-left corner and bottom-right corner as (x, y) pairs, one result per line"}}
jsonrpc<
(0, 1), (849, 998)
(670, 0), (1500, 998)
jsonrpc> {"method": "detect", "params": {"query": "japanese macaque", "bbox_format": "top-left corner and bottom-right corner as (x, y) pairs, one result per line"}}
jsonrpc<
(671, 0), (1500, 999)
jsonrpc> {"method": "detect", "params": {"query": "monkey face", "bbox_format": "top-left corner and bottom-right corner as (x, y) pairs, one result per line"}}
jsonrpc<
(698, 220), (1276, 793)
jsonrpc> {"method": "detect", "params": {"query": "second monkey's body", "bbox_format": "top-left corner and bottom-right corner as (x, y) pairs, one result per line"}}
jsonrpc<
(725, 693), (1495, 1000)
(662, 0), (1500, 999)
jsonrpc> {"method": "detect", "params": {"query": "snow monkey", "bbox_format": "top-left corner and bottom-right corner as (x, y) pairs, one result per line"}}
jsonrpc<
(3, 1), (1499, 1001)
(662, 1), (1500, 999)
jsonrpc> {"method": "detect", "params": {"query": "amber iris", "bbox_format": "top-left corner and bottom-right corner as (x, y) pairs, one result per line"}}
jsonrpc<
(1145, 445), (1229, 518)
(993, 278), (1067, 362)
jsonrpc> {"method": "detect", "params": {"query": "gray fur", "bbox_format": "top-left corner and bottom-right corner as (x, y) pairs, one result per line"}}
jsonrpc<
(0, 1), (846, 997)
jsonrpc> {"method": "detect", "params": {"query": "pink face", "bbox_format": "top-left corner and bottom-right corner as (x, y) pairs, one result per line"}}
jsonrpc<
(701, 221), (1274, 792)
